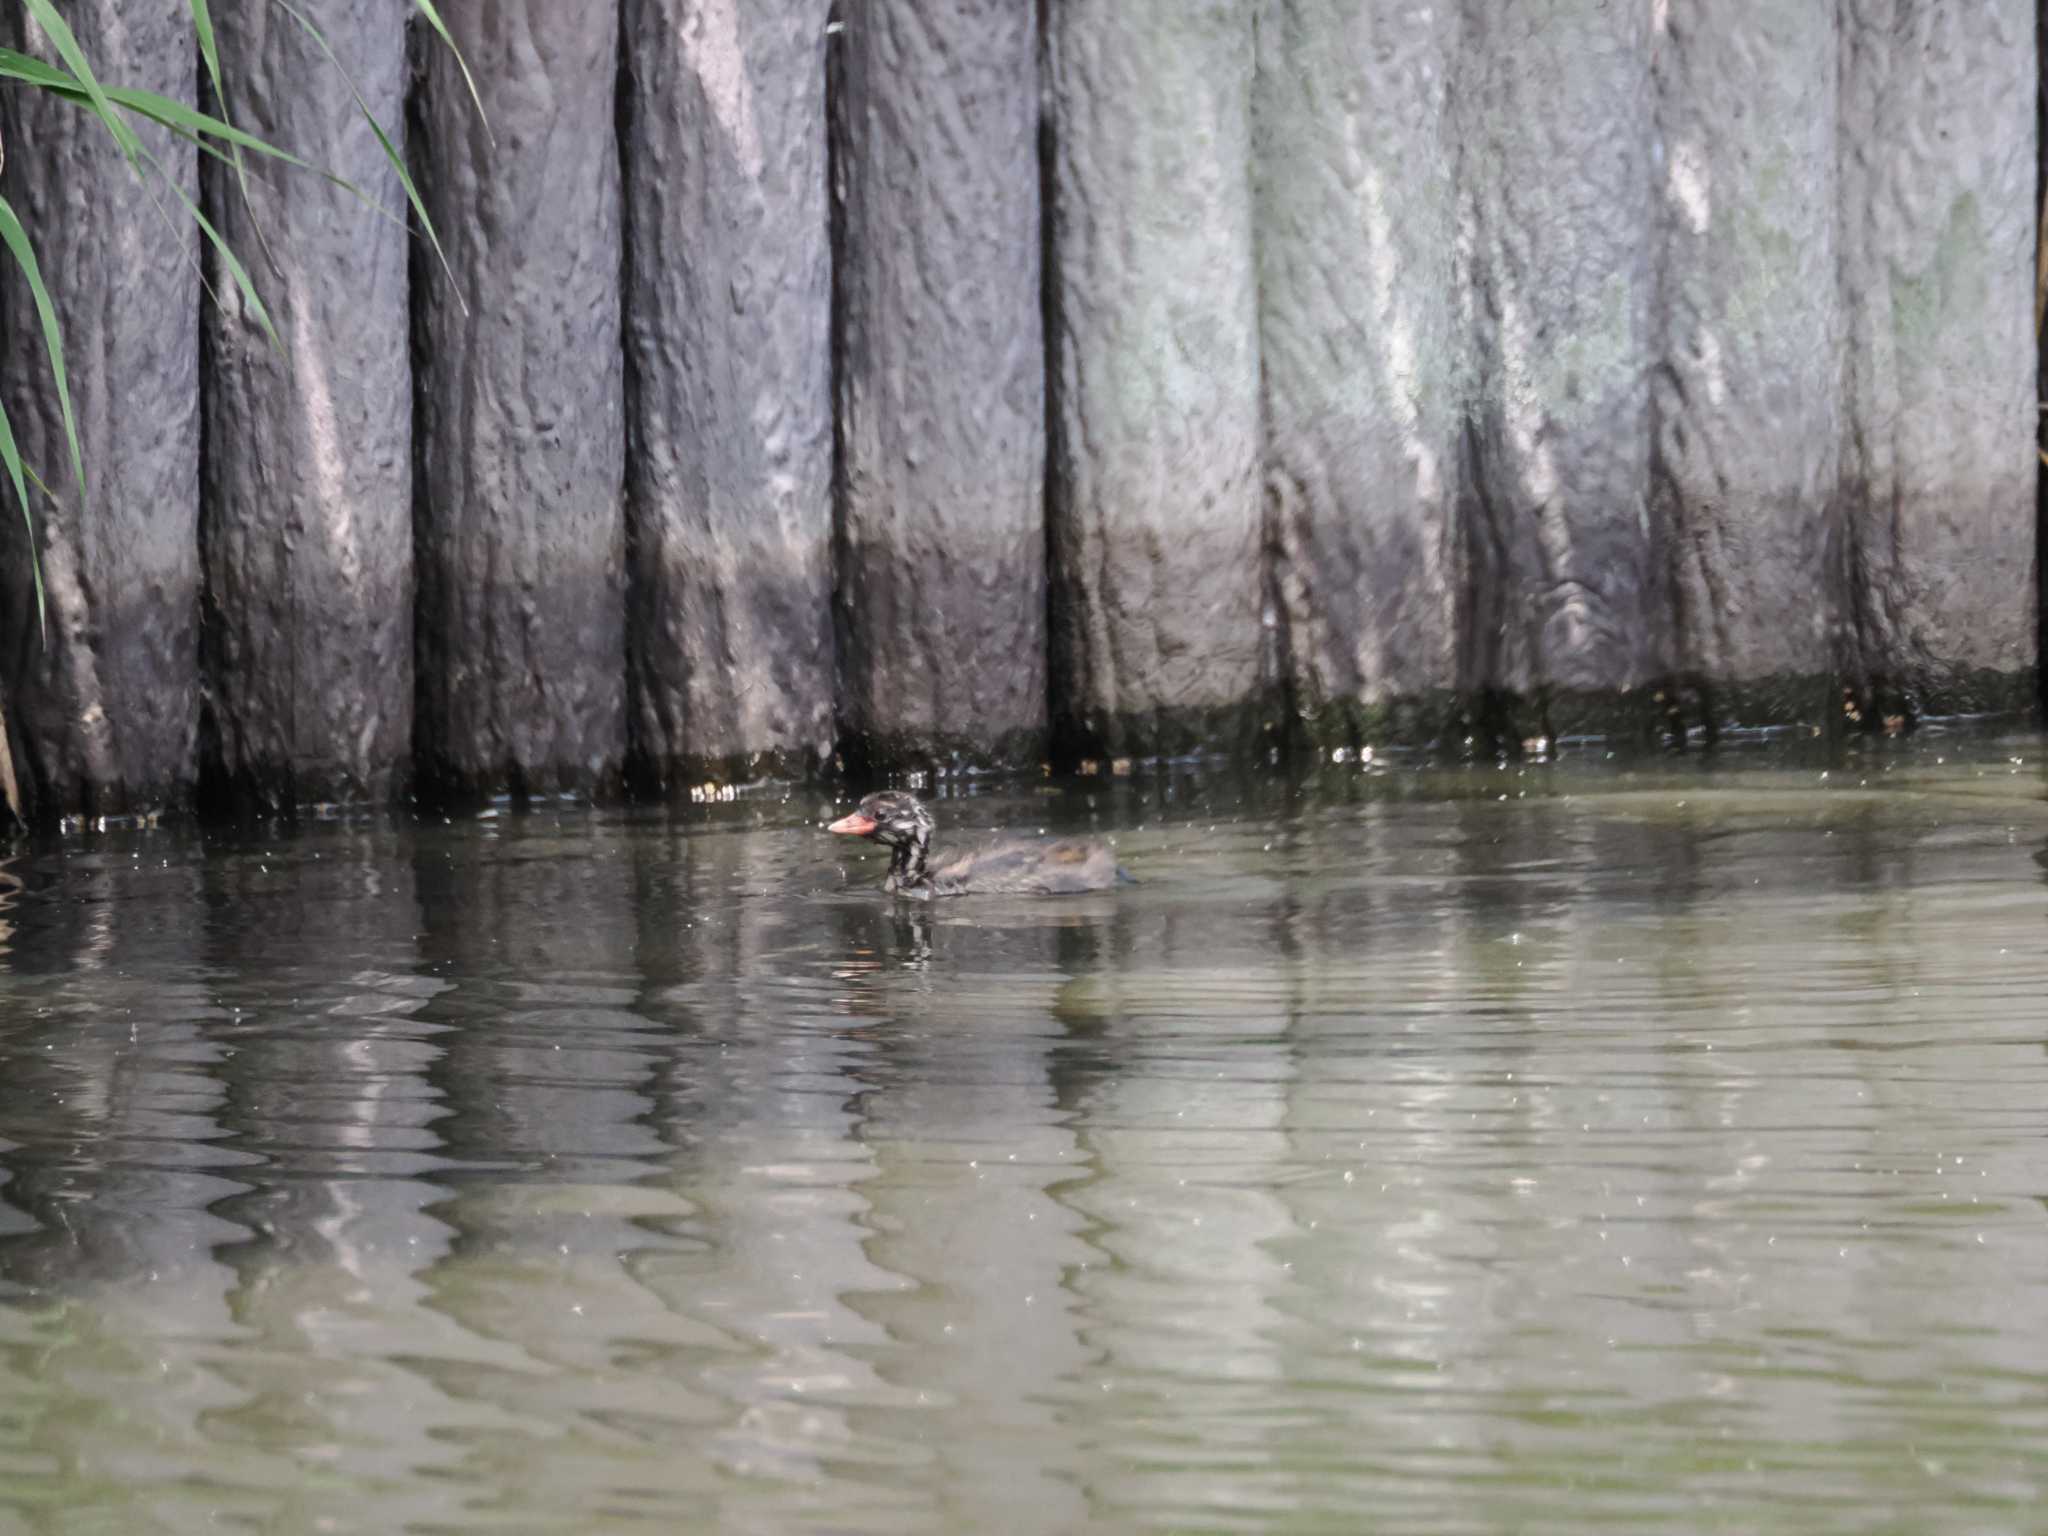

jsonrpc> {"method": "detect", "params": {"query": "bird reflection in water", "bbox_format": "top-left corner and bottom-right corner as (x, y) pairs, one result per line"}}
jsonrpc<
(829, 904), (933, 1020)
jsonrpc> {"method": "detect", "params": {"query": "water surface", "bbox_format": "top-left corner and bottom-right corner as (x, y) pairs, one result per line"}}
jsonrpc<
(0, 734), (2045, 1533)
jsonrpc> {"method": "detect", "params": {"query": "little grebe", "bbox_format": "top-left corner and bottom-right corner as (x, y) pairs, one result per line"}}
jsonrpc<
(827, 791), (1127, 898)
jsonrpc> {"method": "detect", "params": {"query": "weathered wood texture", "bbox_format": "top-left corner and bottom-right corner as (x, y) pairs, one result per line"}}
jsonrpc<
(0, 1), (199, 818)
(409, 1), (626, 803)
(1044, 0), (1265, 760)
(200, 0), (413, 811)
(832, 0), (1047, 769)
(1653, 0), (1845, 725)
(1256, 0), (1464, 746)
(1838, 0), (2036, 715)
(1452, 0), (1662, 736)
(621, 0), (836, 788)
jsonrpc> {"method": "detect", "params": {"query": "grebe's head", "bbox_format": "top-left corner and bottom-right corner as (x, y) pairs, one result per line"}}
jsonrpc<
(826, 791), (934, 853)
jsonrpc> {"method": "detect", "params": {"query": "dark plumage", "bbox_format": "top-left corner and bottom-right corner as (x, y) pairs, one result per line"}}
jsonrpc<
(827, 790), (1128, 898)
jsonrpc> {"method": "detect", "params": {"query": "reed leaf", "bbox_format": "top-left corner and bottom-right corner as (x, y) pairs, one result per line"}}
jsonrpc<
(0, 56), (313, 167)
(156, 170), (283, 357)
(0, 396), (43, 639)
(0, 196), (84, 531)
(271, 0), (459, 299)
(19, 0), (138, 160)
(408, 0), (488, 141)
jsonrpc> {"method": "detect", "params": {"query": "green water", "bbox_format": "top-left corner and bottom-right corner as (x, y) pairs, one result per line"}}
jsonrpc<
(0, 732), (2044, 1533)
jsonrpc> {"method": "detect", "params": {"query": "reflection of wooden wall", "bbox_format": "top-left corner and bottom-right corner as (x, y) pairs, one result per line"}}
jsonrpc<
(0, 0), (2034, 820)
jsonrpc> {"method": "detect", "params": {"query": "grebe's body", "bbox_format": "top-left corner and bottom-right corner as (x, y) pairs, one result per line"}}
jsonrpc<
(827, 792), (1126, 898)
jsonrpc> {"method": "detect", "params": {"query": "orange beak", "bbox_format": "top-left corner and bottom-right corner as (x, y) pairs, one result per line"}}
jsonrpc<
(827, 811), (877, 836)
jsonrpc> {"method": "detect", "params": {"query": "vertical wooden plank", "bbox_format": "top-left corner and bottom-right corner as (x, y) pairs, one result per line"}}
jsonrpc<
(1044, 0), (1263, 762)
(0, 0), (200, 818)
(832, 0), (1046, 771)
(411, 2), (626, 803)
(201, 0), (412, 811)
(621, 0), (836, 788)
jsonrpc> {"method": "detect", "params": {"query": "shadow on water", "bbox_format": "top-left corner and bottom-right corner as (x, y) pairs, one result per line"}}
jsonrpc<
(0, 730), (2043, 1528)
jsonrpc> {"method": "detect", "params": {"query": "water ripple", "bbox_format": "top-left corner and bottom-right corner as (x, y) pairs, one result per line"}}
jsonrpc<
(0, 744), (2042, 1528)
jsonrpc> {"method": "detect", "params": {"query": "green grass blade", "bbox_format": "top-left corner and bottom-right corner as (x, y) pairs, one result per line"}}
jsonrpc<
(162, 113), (391, 229)
(104, 84), (309, 163)
(360, 101), (455, 288)
(19, 0), (140, 161)
(155, 174), (283, 357)
(188, 0), (223, 105)
(186, 0), (281, 278)
(0, 53), (311, 166)
(104, 86), (386, 223)
(0, 46), (74, 90)
(272, 0), (461, 301)
(0, 399), (46, 642)
(409, 0), (490, 142)
(0, 194), (86, 515)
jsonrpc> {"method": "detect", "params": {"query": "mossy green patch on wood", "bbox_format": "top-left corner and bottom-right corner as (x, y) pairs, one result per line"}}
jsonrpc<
(1890, 193), (1992, 358)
